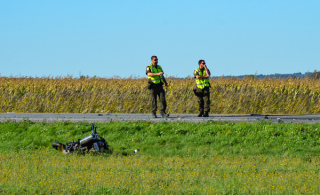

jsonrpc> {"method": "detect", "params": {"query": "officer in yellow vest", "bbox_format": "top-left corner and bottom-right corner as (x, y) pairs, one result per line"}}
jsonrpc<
(146, 56), (169, 118)
(194, 59), (211, 117)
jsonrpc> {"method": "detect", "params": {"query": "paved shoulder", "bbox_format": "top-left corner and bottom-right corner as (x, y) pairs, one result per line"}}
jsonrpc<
(0, 113), (319, 123)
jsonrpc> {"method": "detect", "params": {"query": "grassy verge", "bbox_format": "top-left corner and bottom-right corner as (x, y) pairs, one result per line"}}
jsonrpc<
(1, 121), (320, 194)
(1, 120), (320, 157)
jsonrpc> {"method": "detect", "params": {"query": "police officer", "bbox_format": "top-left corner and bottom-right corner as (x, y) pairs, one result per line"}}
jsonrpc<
(194, 59), (211, 117)
(146, 56), (169, 118)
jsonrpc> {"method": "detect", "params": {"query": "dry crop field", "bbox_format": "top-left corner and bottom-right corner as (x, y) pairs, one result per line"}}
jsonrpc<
(0, 76), (320, 114)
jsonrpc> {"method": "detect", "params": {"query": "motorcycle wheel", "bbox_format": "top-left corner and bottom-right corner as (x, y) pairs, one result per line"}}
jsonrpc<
(62, 150), (70, 155)
(52, 142), (66, 151)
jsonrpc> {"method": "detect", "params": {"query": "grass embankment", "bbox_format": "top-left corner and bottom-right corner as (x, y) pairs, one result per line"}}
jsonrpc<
(1, 76), (320, 114)
(1, 121), (320, 194)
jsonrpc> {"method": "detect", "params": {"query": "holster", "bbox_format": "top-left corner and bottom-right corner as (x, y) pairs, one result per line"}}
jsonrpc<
(148, 83), (154, 89)
(193, 88), (200, 96)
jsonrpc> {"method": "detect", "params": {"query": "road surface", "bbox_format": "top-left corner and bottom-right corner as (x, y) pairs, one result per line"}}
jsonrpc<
(0, 113), (319, 123)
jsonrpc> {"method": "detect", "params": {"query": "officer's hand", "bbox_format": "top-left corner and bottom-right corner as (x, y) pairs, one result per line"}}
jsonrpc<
(164, 82), (168, 87)
(158, 72), (164, 76)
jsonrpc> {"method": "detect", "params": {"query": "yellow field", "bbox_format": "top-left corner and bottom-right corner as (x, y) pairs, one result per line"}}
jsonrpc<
(1, 76), (320, 114)
(1, 149), (320, 194)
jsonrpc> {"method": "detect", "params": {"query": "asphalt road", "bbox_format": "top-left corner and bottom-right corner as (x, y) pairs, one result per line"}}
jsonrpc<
(0, 113), (320, 123)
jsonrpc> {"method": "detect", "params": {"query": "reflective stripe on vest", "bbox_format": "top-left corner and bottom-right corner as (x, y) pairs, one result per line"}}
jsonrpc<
(195, 68), (210, 89)
(148, 64), (163, 84)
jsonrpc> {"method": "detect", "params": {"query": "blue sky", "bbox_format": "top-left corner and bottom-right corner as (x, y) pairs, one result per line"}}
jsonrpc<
(1, 0), (319, 78)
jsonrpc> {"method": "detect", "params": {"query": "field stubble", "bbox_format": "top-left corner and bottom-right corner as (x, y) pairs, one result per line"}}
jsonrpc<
(1, 149), (320, 194)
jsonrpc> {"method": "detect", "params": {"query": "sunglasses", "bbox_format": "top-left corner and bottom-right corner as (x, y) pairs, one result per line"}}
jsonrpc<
(201, 63), (206, 64)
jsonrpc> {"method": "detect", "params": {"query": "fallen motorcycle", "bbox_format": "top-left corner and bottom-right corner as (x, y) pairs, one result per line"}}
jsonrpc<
(52, 123), (109, 155)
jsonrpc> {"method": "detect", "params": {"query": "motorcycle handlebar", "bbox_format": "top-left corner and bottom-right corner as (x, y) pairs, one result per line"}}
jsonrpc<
(91, 123), (97, 134)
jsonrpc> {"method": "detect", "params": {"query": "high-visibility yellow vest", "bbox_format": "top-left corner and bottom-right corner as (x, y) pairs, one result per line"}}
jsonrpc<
(148, 64), (163, 84)
(195, 68), (210, 89)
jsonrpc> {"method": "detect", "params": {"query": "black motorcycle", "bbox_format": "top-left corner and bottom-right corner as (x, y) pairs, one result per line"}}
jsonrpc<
(52, 123), (109, 155)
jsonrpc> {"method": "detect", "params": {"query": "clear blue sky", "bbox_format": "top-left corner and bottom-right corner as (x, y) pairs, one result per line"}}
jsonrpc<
(1, 0), (319, 78)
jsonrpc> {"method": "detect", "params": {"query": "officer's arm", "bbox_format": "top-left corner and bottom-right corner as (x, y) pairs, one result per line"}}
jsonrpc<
(196, 69), (210, 79)
(204, 67), (210, 77)
(196, 75), (209, 79)
(146, 66), (163, 76)
(147, 72), (164, 76)
(162, 75), (168, 86)
(196, 73), (210, 79)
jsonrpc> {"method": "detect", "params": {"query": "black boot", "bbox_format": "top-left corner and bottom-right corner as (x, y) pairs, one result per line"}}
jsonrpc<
(161, 110), (168, 118)
(203, 112), (209, 117)
(197, 111), (204, 117)
(152, 112), (157, 118)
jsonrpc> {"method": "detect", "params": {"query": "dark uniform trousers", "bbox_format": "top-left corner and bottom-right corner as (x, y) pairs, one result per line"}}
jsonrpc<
(149, 84), (167, 112)
(195, 86), (210, 112)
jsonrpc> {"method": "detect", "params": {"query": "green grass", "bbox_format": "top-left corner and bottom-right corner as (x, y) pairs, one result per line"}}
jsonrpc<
(1, 121), (320, 194)
(1, 120), (320, 157)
